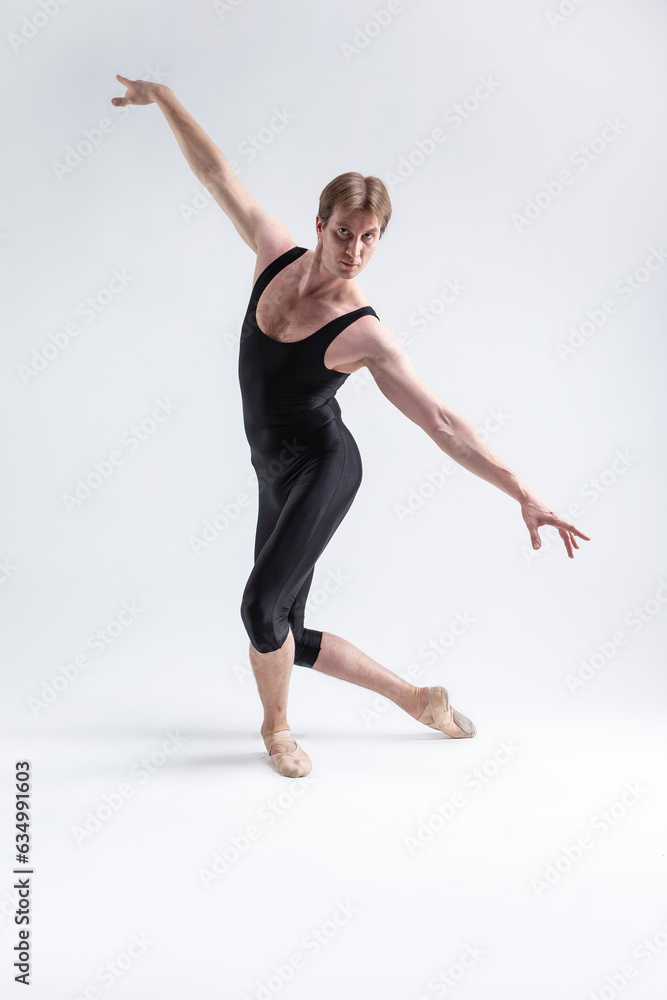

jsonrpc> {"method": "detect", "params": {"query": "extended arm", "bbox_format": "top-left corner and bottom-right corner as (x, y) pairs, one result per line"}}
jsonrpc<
(352, 320), (590, 557)
(111, 75), (291, 256)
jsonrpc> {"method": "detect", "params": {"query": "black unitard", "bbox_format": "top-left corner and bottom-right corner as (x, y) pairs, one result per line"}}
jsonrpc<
(238, 246), (379, 667)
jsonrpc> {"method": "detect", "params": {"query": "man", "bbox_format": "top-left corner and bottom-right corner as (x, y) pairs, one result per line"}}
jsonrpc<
(112, 75), (590, 777)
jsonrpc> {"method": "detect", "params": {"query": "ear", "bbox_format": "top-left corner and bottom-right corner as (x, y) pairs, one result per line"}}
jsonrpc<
(315, 214), (325, 239)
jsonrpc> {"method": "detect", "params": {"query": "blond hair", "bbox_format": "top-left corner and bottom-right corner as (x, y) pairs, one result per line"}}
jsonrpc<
(318, 171), (392, 238)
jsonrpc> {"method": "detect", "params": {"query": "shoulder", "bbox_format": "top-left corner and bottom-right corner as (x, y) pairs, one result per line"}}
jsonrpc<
(349, 313), (402, 358)
(334, 313), (407, 369)
(252, 239), (303, 285)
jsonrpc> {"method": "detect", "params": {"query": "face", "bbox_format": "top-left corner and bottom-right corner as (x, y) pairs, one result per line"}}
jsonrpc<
(315, 207), (381, 279)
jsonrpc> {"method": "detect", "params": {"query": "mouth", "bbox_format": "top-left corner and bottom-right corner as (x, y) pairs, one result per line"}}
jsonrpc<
(340, 261), (359, 269)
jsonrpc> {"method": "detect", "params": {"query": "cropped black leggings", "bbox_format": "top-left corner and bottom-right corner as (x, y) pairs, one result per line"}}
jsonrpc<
(240, 418), (362, 667)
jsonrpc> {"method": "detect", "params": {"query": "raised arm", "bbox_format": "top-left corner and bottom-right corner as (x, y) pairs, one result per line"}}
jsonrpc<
(111, 75), (292, 258)
(344, 318), (590, 557)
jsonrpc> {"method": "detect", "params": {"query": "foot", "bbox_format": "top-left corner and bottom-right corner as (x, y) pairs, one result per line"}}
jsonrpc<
(415, 685), (476, 738)
(403, 685), (432, 719)
(409, 686), (430, 719)
(262, 728), (312, 777)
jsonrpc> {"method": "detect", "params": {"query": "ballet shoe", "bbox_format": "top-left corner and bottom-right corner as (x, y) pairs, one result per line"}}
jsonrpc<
(417, 686), (476, 738)
(262, 729), (312, 777)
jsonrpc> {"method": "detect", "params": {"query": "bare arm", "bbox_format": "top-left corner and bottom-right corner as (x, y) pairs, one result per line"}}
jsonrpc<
(364, 326), (529, 499)
(111, 75), (292, 255)
(347, 319), (590, 557)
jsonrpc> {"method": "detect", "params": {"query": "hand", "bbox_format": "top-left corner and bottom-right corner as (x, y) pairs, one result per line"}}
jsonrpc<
(520, 493), (590, 558)
(111, 74), (164, 108)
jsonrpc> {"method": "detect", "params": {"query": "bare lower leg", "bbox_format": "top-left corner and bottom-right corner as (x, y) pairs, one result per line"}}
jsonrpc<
(311, 631), (429, 719)
(249, 629), (296, 754)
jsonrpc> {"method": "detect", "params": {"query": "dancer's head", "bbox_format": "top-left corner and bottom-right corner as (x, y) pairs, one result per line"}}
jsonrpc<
(316, 172), (391, 278)
(318, 172), (392, 239)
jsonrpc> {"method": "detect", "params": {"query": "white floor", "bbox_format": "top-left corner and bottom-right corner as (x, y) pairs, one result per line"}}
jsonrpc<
(2, 591), (666, 1000)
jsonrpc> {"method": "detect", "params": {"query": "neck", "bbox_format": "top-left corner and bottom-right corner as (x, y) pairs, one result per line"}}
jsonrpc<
(297, 242), (356, 303)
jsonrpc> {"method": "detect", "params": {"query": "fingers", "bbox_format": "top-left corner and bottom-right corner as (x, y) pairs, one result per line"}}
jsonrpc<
(522, 510), (542, 550)
(549, 516), (592, 543)
(566, 524), (590, 541)
(554, 517), (591, 541)
(559, 528), (574, 558)
(112, 74), (131, 107)
(559, 527), (588, 558)
(524, 505), (590, 559)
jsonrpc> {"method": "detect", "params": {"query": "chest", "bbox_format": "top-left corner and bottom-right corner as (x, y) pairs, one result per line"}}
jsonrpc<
(255, 271), (365, 344)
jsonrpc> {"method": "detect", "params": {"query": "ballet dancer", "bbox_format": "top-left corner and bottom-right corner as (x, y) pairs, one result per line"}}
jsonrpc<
(112, 75), (590, 777)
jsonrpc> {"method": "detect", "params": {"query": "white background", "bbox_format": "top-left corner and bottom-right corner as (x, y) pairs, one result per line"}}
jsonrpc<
(1, 1), (666, 998)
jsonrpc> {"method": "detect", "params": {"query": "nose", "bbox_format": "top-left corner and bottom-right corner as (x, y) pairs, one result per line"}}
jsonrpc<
(348, 236), (363, 261)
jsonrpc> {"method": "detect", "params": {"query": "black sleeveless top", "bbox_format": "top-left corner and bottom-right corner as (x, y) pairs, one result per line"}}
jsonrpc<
(238, 246), (379, 453)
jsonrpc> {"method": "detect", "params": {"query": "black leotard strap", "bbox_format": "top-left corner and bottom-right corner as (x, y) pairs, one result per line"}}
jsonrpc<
(250, 246), (307, 302)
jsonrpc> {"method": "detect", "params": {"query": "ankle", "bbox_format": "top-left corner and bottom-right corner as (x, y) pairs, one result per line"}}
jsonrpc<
(261, 721), (290, 737)
(400, 685), (429, 719)
(412, 686), (429, 718)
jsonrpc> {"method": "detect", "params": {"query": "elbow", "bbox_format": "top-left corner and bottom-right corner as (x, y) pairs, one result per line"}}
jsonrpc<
(201, 161), (233, 188)
(200, 164), (219, 182)
(428, 408), (471, 460)
(430, 406), (456, 439)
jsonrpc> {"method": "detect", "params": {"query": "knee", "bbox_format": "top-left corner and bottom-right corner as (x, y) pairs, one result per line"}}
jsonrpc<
(240, 585), (286, 654)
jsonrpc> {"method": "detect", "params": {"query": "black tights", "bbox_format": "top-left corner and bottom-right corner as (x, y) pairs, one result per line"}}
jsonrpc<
(240, 417), (362, 667)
